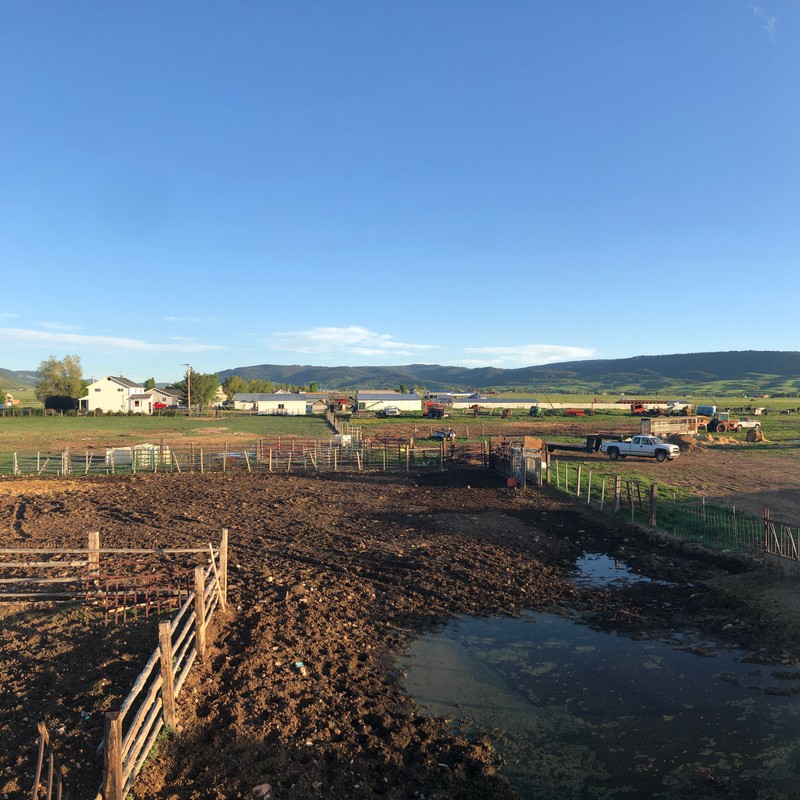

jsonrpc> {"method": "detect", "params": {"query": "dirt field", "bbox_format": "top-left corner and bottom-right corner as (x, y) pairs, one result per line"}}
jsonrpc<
(3, 456), (800, 800)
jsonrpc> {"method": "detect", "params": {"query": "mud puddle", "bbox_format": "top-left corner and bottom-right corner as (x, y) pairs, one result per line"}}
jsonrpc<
(572, 552), (674, 589)
(400, 612), (800, 799)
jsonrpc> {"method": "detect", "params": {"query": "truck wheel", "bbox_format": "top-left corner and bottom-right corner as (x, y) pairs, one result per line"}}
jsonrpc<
(716, 423), (726, 433)
(608, 447), (619, 460)
(655, 450), (667, 462)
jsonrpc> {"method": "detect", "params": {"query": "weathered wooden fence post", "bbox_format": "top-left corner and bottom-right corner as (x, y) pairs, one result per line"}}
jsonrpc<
(576, 465), (582, 497)
(158, 620), (176, 728)
(194, 565), (206, 659)
(764, 507), (770, 552)
(88, 530), (100, 585)
(649, 484), (657, 527)
(220, 528), (228, 606)
(613, 475), (621, 513)
(103, 711), (123, 800)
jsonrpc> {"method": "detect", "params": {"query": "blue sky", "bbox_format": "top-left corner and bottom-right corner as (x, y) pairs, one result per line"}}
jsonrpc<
(1, 1), (798, 383)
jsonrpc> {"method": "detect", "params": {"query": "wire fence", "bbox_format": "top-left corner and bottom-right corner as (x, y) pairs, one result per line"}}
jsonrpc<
(544, 457), (797, 560)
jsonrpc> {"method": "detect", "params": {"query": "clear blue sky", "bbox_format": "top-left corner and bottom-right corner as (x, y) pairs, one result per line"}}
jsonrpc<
(1, 1), (798, 383)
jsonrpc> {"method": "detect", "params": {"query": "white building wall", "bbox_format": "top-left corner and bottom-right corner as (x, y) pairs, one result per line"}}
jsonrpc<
(85, 378), (140, 413)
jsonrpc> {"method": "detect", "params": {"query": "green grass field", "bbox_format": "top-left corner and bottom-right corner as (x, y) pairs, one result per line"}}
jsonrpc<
(0, 413), (334, 451)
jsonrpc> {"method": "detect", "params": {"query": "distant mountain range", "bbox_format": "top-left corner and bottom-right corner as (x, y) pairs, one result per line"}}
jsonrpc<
(5, 352), (800, 395)
(218, 351), (800, 394)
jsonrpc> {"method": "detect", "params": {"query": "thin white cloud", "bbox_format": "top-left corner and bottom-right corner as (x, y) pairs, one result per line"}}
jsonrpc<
(0, 327), (229, 354)
(269, 326), (438, 358)
(461, 344), (597, 367)
(0, 312), (19, 320)
(163, 315), (219, 324)
(752, 5), (777, 37)
(35, 321), (80, 331)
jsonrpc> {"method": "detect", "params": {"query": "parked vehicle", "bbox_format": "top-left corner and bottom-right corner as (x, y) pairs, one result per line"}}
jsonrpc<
(433, 429), (456, 441)
(423, 401), (448, 419)
(600, 435), (680, 462)
(379, 407), (402, 417)
(702, 412), (744, 433)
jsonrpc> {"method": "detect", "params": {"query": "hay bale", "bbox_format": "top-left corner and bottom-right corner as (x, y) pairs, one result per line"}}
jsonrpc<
(746, 427), (765, 443)
(667, 434), (702, 452)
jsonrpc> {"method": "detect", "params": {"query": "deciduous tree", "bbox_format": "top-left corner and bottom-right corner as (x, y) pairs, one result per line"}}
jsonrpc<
(223, 375), (248, 399)
(35, 355), (84, 401)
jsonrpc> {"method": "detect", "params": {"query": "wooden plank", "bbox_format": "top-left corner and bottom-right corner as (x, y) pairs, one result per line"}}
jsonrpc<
(119, 647), (160, 716)
(102, 712), (123, 800)
(158, 621), (176, 728)
(194, 566), (206, 659)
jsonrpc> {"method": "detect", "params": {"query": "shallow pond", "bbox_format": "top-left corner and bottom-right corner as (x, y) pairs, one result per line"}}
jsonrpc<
(400, 612), (800, 799)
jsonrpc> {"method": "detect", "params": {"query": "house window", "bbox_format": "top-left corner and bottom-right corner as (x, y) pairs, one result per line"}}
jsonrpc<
(278, 404), (285, 410)
(134, 400), (140, 407)
(94, 388), (101, 392)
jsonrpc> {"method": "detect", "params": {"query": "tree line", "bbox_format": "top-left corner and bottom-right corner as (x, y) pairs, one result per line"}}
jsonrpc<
(32, 355), (324, 412)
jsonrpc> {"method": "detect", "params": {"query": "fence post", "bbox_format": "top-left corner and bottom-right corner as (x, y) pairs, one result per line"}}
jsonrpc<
(220, 528), (228, 606)
(649, 484), (657, 527)
(102, 712), (123, 800)
(88, 530), (100, 585)
(158, 620), (177, 728)
(194, 565), (206, 659)
(613, 475), (621, 513)
(576, 465), (582, 497)
(764, 507), (770, 552)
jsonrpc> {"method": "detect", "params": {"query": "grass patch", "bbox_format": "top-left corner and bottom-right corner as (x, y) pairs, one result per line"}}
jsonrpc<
(0, 413), (334, 451)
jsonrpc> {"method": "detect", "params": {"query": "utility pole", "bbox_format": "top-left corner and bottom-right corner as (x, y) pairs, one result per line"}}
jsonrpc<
(184, 363), (192, 415)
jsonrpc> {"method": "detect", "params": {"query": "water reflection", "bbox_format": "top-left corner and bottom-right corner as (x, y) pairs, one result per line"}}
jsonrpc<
(400, 613), (800, 799)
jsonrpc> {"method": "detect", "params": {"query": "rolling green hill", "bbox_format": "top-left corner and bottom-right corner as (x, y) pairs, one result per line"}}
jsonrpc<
(218, 351), (800, 395)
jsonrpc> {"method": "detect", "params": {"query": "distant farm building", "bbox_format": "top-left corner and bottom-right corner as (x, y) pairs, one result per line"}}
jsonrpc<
(233, 392), (307, 415)
(355, 391), (422, 414)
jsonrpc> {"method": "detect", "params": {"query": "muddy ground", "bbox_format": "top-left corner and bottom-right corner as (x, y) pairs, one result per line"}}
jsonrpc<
(2, 467), (800, 800)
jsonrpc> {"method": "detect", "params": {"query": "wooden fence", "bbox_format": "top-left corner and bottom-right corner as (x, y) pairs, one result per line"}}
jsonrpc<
(0, 436), (491, 478)
(1, 533), (211, 624)
(20, 531), (228, 800)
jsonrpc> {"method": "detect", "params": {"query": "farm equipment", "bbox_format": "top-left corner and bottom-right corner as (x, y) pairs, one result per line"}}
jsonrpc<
(423, 401), (449, 419)
(630, 402), (647, 415)
(433, 428), (456, 441)
(546, 434), (623, 454)
(701, 411), (759, 433)
(564, 409), (585, 417)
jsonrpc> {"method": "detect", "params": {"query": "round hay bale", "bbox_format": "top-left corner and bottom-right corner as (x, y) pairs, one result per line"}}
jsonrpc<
(746, 427), (765, 443)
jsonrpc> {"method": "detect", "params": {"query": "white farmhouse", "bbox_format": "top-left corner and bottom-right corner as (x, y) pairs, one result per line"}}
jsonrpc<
(355, 390), (422, 414)
(81, 376), (146, 413)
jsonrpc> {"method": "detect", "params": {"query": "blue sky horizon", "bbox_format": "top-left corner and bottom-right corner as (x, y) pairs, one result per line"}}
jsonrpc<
(2, 2), (798, 384)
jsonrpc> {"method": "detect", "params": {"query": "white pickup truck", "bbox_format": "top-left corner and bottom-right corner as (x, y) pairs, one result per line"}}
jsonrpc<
(600, 435), (680, 462)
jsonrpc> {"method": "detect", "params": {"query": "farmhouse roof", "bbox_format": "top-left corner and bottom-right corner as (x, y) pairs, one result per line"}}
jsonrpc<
(108, 376), (144, 388)
(465, 397), (540, 405)
(234, 392), (307, 402)
(129, 392), (153, 400)
(356, 391), (422, 401)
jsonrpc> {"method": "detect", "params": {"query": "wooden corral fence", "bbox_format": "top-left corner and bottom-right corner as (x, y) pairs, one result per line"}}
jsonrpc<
(0, 533), (216, 624)
(0, 437), (490, 477)
(31, 722), (70, 800)
(764, 508), (800, 560)
(22, 531), (228, 800)
(96, 533), (227, 800)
